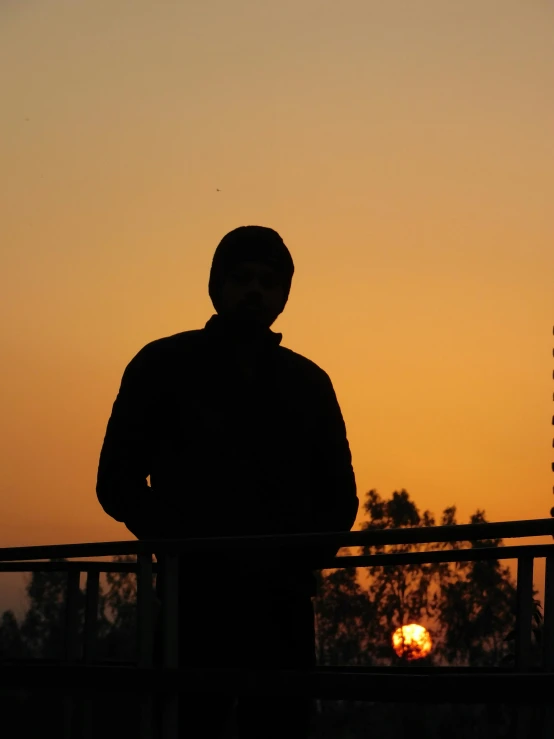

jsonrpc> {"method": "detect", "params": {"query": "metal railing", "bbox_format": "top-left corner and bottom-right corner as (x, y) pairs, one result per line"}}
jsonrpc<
(1, 517), (554, 738)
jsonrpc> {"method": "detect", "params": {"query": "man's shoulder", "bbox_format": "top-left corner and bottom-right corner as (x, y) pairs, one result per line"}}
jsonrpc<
(142, 328), (204, 353)
(277, 345), (331, 384)
(129, 329), (205, 368)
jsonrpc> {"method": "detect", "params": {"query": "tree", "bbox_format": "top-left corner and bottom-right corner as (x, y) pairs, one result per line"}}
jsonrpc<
(99, 554), (141, 662)
(0, 556), (152, 664)
(436, 510), (517, 667)
(315, 489), (520, 669)
(0, 609), (28, 660)
(18, 559), (86, 660)
(358, 489), (455, 665)
(312, 490), (522, 737)
(314, 556), (376, 667)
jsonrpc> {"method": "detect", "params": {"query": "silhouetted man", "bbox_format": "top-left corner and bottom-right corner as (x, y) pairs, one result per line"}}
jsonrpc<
(96, 225), (358, 738)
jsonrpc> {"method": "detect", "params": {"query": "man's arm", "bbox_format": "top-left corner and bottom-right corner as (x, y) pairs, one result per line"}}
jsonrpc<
(96, 345), (163, 540)
(313, 371), (359, 538)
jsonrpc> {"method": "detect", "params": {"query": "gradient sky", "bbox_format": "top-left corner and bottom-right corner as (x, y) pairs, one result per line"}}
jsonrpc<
(1, 0), (553, 615)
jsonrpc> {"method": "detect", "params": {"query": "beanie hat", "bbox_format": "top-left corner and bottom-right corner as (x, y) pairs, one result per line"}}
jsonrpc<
(208, 225), (294, 313)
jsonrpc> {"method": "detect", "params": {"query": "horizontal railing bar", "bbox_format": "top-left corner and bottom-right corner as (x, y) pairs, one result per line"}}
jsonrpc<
(330, 543), (554, 569)
(0, 561), (148, 573)
(2, 664), (553, 704)
(0, 518), (552, 562)
(1, 543), (553, 574)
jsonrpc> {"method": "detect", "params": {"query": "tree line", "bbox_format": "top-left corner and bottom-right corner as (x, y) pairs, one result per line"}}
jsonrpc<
(315, 489), (542, 669)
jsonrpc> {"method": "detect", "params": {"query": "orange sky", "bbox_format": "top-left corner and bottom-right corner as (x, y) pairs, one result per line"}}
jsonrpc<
(1, 0), (553, 616)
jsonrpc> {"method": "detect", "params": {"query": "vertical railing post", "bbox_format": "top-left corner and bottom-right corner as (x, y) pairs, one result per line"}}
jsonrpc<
(65, 569), (82, 661)
(515, 557), (534, 670)
(543, 556), (554, 671)
(137, 553), (154, 665)
(63, 567), (81, 739)
(81, 568), (100, 739)
(83, 569), (99, 662)
(162, 551), (179, 739)
(515, 556), (534, 739)
(137, 552), (154, 739)
(541, 556), (554, 738)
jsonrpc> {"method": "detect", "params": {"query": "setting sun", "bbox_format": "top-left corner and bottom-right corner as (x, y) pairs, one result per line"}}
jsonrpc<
(392, 624), (432, 661)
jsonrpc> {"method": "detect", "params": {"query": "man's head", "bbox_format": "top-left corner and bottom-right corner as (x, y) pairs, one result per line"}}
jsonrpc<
(208, 226), (294, 329)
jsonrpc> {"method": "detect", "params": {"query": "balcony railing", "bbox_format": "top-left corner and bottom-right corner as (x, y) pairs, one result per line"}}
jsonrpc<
(1, 517), (554, 738)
